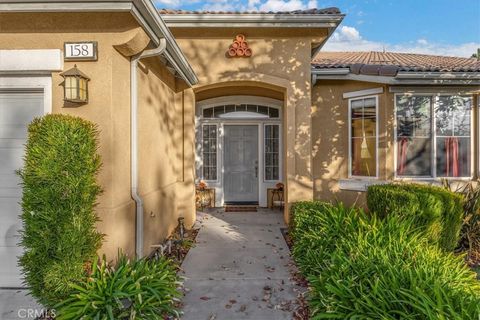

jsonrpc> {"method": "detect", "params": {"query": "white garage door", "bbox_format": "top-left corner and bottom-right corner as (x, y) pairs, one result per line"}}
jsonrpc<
(0, 91), (44, 288)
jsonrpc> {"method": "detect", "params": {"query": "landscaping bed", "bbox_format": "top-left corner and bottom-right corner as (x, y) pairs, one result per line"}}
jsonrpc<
(289, 184), (480, 319)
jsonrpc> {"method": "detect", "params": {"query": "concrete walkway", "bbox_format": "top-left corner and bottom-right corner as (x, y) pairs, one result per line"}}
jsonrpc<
(180, 209), (300, 320)
(0, 289), (42, 320)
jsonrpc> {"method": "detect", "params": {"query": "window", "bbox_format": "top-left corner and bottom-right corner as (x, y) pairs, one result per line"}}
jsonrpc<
(202, 125), (217, 180)
(265, 124), (280, 181)
(203, 104), (280, 119)
(349, 97), (377, 177)
(396, 94), (472, 178)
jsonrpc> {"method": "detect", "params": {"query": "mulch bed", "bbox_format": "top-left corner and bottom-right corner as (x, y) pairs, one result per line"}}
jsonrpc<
(281, 228), (310, 320)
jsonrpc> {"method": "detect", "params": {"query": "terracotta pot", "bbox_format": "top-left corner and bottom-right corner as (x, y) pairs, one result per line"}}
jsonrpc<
(240, 41), (248, 49)
(236, 34), (245, 42)
(228, 48), (237, 57)
(244, 48), (253, 57)
(236, 48), (245, 56)
(231, 41), (240, 49)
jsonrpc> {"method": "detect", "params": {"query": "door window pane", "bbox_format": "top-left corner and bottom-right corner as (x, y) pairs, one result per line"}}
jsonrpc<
(265, 125), (280, 180)
(350, 97), (377, 177)
(202, 125), (217, 180)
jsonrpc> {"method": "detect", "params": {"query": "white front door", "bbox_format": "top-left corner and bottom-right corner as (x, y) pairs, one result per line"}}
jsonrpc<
(0, 91), (44, 288)
(224, 125), (259, 203)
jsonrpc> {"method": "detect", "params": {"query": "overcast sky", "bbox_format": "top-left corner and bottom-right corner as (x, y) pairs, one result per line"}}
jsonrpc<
(155, 0), (480, 57)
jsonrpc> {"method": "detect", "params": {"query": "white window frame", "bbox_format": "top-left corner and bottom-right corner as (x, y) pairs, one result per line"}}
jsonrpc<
(348, 95), (379, 179)
(393, 93), (474, 180)
(264, 123), (282, 182)
(201, 123), (218, 182)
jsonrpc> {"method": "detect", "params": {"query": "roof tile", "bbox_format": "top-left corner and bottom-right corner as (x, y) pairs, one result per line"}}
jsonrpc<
(312, 51), (480, 74)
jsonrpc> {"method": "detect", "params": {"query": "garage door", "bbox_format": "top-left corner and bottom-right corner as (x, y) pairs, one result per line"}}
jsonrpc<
(0, 91), (44, 288)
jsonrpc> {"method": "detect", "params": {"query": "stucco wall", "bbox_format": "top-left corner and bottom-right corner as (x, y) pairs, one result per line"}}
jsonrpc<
(312, 79), (479, 207)
(0, 12), (195, 259)
(137, 57), (196, 253)
(312, 80), (391, 207)
(170, 27), (329, 221)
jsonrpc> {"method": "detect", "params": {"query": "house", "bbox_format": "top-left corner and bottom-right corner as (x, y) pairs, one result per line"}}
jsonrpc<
(0, 0), (478, 288)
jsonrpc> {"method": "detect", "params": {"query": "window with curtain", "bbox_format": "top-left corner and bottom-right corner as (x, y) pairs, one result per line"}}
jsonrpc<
(396, 94), (472, 178)
(202, 124), (217, 180)
(265, 124), (280, 181)
(350, 97), (377, 177)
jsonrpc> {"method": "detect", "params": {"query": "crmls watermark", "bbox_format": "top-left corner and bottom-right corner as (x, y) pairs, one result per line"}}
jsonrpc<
(17, 308), (56, 319)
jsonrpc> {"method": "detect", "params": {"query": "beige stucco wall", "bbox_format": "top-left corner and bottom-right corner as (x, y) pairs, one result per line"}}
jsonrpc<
(0, 12), (195, 259)
(312, 80), (479, 207)
(170, 27), (329, 222)
(312, 80), (390, 207)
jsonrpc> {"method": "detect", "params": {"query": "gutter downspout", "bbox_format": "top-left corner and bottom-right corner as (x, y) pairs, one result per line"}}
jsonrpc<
(131, 38), (167, 258)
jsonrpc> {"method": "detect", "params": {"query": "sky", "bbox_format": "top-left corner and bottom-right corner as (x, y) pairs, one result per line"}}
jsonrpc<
(155, 0), (480, 57)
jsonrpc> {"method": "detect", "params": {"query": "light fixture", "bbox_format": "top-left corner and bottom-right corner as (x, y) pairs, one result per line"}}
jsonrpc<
(60, 64), (90, 104)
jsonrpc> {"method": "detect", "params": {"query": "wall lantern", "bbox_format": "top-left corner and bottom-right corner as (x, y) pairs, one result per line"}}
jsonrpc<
(60, 64), (90, 104)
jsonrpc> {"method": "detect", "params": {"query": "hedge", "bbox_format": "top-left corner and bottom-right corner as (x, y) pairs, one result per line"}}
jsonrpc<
(291, 203), (480, 319)
(19, 114), (103, 307)
(367, 183), (463, 251)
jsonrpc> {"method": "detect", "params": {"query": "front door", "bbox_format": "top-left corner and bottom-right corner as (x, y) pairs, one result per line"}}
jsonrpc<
(224, 125), (258, 204)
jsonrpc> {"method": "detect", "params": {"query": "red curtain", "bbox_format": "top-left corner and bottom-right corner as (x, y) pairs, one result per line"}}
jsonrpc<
(445, 137), (459, 177)
(397, 137), (409, 175)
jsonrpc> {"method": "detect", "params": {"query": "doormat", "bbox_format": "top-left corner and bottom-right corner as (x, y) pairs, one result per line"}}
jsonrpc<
(225, 206), (258, 212)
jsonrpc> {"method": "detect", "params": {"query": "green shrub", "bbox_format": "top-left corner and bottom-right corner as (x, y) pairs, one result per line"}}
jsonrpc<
(289, 201), (334, 241)
(18, 114), (103, 307)
(367, 183), (463, 251)
(55, 255), (181, 320)
(443, 180), (480, 265)
(291, 202), (480, 319)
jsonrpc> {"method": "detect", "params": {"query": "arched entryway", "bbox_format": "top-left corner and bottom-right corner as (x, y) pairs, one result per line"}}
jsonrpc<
(195, 95), (283, 207)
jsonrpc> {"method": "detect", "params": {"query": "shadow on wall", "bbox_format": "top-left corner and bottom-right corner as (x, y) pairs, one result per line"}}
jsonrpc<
(183, 36), (316, 209)
(138, 57), (196, 252)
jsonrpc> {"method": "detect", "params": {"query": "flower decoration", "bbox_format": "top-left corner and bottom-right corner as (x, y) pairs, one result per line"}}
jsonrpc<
(197, 181), (208, 190)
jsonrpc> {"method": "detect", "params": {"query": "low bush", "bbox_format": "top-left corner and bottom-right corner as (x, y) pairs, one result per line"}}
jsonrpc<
(367, 183), (463, 251)
(443, 180), (480, 266)
(289, 201), (333, 241)
(55, 255), (181, 320)
(291, 202), (480, 319)
(18, 114), (103, 307)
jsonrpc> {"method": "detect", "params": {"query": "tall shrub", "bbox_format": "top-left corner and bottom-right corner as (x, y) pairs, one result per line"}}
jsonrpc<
(367, 183), (463, 251)
(19, 114), (103, 307)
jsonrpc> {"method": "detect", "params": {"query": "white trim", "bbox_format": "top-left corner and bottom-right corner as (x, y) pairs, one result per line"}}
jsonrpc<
(343, 87), (383, 99)
(161, 13), (344, 29)
(339, 179), (388, 192)
(348, 95), (379, 179)
(0, 76), (52, 114)
(0, 50), (62, 74)
(312, 69), (480, 85)
(263, 124), (282, 183)
(195, 96), (283, 207)
(393, 93), (475, 180)
(200, 123), (219, 183)
(389, 86), (480, 94)
(197, 96), (283, 108)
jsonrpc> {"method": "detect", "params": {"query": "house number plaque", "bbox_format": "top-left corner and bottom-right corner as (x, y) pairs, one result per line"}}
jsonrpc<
(64, 42), (98, 61)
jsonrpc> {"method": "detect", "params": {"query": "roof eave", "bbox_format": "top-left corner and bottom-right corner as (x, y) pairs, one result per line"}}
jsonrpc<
(0, 0), (198, 86)
(312, 68), (480, 86)
(161, 13), (345, 29)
